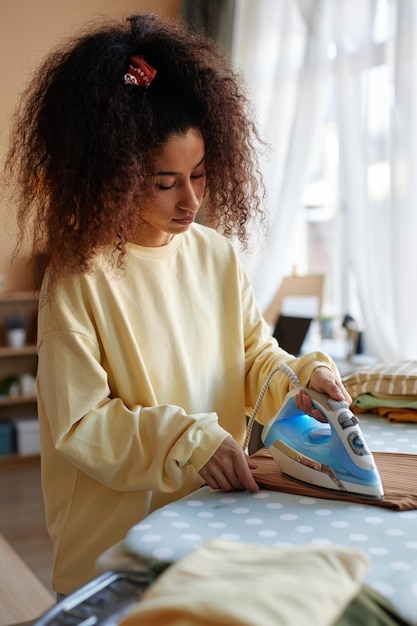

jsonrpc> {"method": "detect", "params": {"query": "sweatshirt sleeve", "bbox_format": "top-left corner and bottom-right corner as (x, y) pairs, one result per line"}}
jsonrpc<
(239, 265), (341, 424)
(37, 328), (230, 491)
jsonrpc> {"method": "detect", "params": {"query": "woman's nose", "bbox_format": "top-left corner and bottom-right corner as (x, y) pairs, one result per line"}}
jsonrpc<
(179, 181), (203, 212)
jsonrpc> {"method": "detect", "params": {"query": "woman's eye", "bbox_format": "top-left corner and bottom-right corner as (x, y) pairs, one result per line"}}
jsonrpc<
(155, 171), (205, 190)
(156, 179), (176, 190)
(191, 171), (206, 180)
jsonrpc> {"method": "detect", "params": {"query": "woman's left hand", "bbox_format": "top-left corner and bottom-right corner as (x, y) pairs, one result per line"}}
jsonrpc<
(295, 366), (352, 422)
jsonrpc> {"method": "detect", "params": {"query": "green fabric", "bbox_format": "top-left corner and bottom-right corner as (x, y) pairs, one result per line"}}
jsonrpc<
(336, 584), (411, 626)
(148, 559), (172, 582)
(353, 393), (417, 410)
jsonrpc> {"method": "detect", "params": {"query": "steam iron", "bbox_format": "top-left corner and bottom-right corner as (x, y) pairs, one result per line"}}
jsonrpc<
(261, 370), (384, 500)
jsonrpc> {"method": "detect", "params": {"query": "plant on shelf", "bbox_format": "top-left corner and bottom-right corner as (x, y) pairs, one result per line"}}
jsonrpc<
(3, 313), (26, 330)
(0, 375), (20, 398)
(318, 315), (336, 340)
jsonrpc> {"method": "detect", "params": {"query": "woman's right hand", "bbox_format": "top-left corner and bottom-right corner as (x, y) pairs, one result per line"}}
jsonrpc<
(198, 436), (259, 492)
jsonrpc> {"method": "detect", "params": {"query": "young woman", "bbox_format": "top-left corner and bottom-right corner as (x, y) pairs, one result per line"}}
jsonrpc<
(4, 13), (350, 594)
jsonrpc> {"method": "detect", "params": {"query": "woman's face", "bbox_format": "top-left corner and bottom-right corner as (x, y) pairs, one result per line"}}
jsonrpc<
(133, 127), (206, 247)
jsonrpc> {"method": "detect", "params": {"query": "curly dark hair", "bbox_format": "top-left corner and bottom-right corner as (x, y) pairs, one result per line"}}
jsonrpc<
(4, 13), (266, 286)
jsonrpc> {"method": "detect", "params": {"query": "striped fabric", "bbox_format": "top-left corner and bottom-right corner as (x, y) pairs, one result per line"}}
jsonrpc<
(342, 360), (417, 399)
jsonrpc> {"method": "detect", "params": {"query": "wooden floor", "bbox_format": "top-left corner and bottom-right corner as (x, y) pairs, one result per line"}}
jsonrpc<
(0, 457), (54, 596)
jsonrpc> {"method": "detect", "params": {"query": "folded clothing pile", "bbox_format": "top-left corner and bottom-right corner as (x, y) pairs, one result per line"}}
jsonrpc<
(342, 360), (417, 422)
(119, 539), (410, 626)
(119, 539), (370, 626)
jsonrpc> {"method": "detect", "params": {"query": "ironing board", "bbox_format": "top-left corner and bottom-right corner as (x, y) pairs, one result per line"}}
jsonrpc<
(96, 415), (417, 625)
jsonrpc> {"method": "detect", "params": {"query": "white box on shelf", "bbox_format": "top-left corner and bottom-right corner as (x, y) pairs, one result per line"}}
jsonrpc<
(15, 417), (40, 455)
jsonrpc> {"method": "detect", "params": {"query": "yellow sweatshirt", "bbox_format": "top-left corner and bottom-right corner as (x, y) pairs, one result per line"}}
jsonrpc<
(36, 223), (337, 593)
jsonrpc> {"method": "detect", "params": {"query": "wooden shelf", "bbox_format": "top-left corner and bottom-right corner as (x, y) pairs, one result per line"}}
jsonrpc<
(0, 394), (37, 406)
(0, 453), (40, 469)
(0, 345), (37, 358)
(0, 292), (39, 463)
(0, 290), (39, 302)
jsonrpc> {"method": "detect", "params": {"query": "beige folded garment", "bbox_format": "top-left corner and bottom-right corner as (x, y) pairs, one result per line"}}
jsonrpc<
(119, 539), (368, 626)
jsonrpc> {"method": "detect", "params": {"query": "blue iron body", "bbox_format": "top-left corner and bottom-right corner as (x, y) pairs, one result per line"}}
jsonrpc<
(261, 388), (384, 499)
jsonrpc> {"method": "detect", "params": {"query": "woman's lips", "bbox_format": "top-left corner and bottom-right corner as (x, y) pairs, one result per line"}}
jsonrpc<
(173, 216), (195, 225)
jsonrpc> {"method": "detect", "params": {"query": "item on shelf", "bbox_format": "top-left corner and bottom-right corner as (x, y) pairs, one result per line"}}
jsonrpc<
(19, 373), (36, 397)
(3, 313), (27, 348)
(0, 292), (39, 461)
(319, 316), (335, 340)
(0, 420), (16, 456)
(6, 327), (26, 348)
(15, 417), (40, 455)
(342, 313), (366, 356)
(0, 375), (20, 398)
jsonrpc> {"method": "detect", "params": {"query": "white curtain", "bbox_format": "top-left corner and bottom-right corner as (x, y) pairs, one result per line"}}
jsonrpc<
(231, 0), (334, 312)
(232, 0), (417, 362)
(335, 0), (417, 361)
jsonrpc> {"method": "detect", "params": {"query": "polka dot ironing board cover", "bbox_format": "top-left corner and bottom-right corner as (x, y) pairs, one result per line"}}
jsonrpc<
(123, 415), (417, 625)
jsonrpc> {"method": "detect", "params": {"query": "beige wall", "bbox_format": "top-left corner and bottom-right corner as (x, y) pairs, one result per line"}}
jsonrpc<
(0, 0), (182, 291)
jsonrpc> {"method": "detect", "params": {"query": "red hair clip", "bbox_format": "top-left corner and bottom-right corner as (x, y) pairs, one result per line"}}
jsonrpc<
(124, 55), (157, 88)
